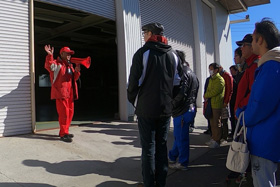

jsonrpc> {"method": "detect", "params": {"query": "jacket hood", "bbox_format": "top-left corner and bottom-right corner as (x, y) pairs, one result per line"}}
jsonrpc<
(258, 46), (280, 67)
(144, 41), (172, 53)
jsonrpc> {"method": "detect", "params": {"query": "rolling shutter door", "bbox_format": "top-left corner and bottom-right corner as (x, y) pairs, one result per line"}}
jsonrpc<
(139, 0), (195, 68)
(202, 2), (215, 68)
(37, 0), (115, 20)
(0, 0), (31, 136)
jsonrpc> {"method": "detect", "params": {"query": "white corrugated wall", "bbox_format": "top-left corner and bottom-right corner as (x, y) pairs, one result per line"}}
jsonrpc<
(37, 0), (115, 20)
(115, 0), (142, 121)
(202, 2), (215, 68)
(0, 0), (32, 136)
(139, 0), (195, 70)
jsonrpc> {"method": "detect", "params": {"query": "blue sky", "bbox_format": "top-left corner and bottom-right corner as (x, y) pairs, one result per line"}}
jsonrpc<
(230, 0), (280, 54)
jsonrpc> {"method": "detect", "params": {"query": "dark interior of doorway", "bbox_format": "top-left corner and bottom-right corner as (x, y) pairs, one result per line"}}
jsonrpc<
(34, 1), (119, 128)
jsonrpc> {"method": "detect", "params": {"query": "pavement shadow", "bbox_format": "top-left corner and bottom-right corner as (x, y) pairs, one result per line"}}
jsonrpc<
(0, 183), (55, 187)
(166, 146), (230, 187)
(80, 123), (141, 148)
(96, 181), (138, 187)
(12, 133), (59, 142)
(22, 156), (142, 182)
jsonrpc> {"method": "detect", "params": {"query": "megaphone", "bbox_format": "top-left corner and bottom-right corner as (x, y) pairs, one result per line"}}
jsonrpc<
(71, 56), (91, 69)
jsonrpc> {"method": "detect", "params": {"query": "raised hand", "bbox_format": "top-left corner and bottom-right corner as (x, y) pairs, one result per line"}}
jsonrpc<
(44, 45), (54, 55)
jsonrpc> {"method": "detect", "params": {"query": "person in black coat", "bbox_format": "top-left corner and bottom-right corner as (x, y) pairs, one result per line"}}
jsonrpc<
(127, 23), (182, 187)
(168, 50), (199, 170)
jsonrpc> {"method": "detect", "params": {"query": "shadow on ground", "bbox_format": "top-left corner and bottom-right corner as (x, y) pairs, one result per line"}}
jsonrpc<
(22, 156), (141, 182)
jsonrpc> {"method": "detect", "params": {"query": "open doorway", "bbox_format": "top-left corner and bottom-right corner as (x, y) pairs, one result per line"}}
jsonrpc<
(34, 1), (119, 130)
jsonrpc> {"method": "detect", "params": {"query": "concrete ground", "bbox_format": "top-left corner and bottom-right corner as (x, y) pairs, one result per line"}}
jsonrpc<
(0, 108), (278, 187)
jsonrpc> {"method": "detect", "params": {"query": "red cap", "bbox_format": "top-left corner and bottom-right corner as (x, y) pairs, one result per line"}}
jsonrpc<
(60, 46), (74, 55)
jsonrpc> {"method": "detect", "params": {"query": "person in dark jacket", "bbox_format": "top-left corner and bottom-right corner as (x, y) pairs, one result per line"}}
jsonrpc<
(127, 23), (182, 187)
(229, 65), (239, 136)
(233, 47), (246, 84)
(168, 50), (199, 170)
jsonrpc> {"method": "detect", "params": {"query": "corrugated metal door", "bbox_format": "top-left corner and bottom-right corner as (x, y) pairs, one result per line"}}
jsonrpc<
(139, 0), (195, 69)
(37, 0), (115, 20)
(202, 2), (215, 68)
(0, 0), (32, 136)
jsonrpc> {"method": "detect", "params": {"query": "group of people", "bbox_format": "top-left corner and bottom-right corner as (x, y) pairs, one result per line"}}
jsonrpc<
(197, 19), (280, 187)
(234, 19), (280, 187)
(43, 19), (280, 187)
(127, 19), (280, 187)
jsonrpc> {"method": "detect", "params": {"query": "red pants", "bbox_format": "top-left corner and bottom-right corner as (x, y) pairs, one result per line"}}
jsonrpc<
(56, 93), (74, 137)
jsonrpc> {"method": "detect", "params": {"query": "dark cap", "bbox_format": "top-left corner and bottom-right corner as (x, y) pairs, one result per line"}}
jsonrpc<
(236, 34), (253, 46)
(142, 22), (164, 35)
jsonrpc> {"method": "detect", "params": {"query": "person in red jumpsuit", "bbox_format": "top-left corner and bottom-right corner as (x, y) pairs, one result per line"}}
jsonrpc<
(44, 45), (80, 143)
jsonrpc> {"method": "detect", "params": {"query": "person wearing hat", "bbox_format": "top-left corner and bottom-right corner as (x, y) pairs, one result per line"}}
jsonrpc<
(44, 45), (81, 143)
(234, 34), (260, 112)
(127, 23), (182, 187)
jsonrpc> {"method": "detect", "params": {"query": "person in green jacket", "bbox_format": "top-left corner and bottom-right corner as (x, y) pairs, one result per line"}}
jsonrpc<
(204, 63), (225, 148)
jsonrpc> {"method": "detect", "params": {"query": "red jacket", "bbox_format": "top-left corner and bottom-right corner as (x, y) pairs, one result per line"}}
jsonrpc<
(220, 70), (233, 105)
(45, 55), (80, 100)
(234, 54), (259, 111)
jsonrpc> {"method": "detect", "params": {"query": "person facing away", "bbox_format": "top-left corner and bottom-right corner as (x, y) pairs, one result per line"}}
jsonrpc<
(234, 34), (260, 112)
(44, 45), (81, 143)
(168, 50), (199, 171)
(236, 18), (280, 187)
(218, 65), (233, 143)
(127, 22), (182, 187)
(204, 63), (225, 149)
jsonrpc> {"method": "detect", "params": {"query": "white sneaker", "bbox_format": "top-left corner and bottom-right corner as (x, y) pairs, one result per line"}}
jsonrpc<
(205, 139), (215, 145)
(169, 163), (188, 171)
(208, 141), (220, 148)
(220, 139), (228, 145)
(168, 158), (176, 164)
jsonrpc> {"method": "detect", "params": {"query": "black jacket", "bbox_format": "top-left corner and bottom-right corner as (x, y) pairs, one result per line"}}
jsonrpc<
(127, 41), (182, 118)
(172, 64), (199, 117)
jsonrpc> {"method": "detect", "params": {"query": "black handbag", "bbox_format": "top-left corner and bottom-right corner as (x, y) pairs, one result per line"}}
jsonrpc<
(203, 98), (212, 119)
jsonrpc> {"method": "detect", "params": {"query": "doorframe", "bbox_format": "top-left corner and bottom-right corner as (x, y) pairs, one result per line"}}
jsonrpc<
(29, 0), (36, 133)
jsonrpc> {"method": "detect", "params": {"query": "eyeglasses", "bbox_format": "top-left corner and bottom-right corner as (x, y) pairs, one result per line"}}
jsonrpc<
(241, 43), (252, 47)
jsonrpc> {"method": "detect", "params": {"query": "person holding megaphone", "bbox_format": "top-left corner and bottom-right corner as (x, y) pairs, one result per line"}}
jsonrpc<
(44, 45), (91, 143)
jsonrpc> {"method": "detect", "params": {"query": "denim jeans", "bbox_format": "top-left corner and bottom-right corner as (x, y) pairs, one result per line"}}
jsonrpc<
(137, 116), (171, 187)
(169, 110), (196, 167)
(251, 155), (278, 187)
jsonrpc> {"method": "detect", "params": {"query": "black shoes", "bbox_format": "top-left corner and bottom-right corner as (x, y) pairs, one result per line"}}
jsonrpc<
(203, 129), (211, 134)
(60, 134), (73, 143)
